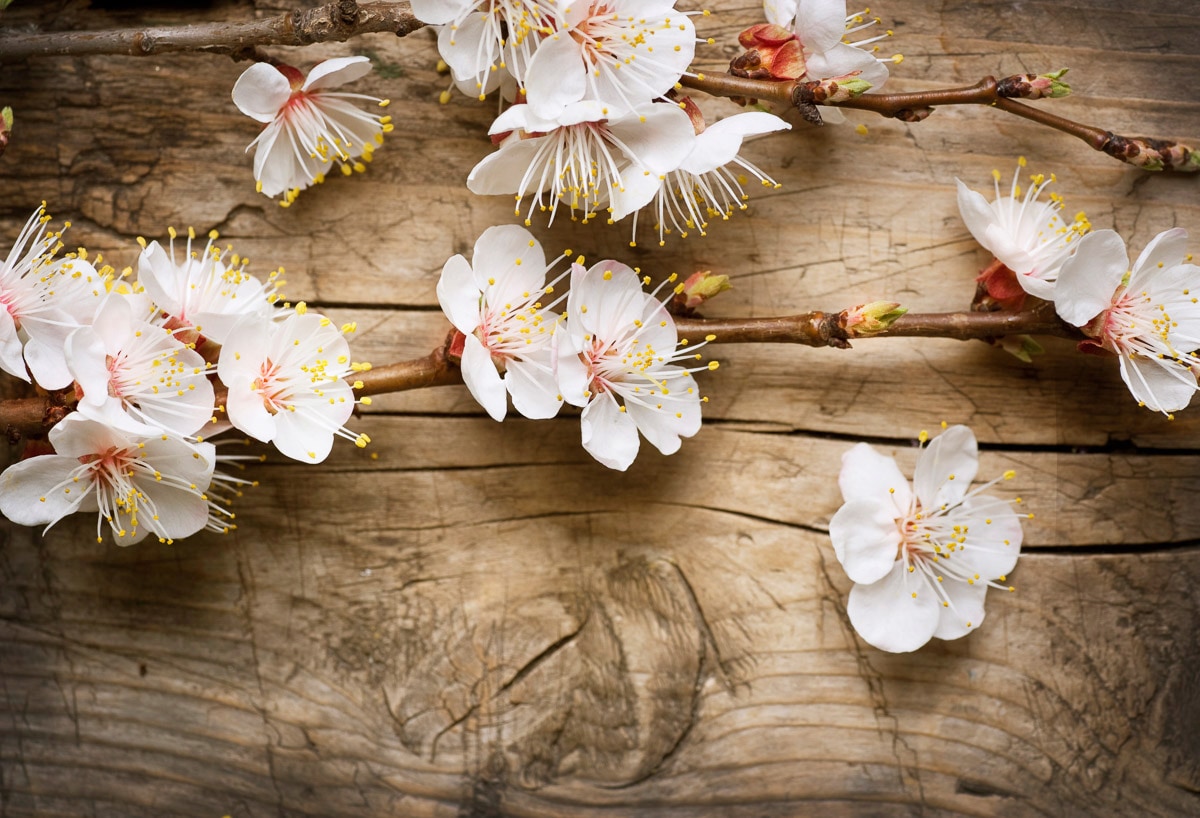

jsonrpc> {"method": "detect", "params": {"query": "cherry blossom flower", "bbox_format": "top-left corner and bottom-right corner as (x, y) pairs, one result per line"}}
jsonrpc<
(828, 425), (1024, 653)
(468, 100), (695, 228)
(232, 56), (392, 205)
(1054, 227), (1200, 415)
(759, 0), (895, 90)
(415, 0), (558, 99)
(218, 309), (367, 463)
(436, 225), (566, 421)
(0, 204), (105, 389)
(557, 261), (714, 471)
(0, 414), (220, 545)
(67, 294), (216, 439)
(523, 2), (697, 118)
(957, 158), (1091, 304)
(628, 106), (790, 246)
(136, 226), (285, 348)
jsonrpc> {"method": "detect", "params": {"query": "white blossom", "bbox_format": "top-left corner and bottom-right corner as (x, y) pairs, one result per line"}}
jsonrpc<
(232, 56), (392, 205)
(67, 294), (216, 439)
(1055, 227), (1200, 415)
(0, 204), (105, 389)
(557, 261), (713, 471)
(217, 309), (367, 463)
(468, 100), (695, 228)
(136, 226), (285, 348)
(828, 425), (1024, 653)
(416, 0), (559, 99)
(0, 414), (221, 545)
(957, 158), (1091, 301)
(436, 225), (566, 421)
(523, 1), (697, 118)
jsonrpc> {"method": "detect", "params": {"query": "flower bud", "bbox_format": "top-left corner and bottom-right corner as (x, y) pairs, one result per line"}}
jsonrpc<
(673, 271), (732, 313)
(0, 106), (11, 157)
(733, 24), (806, 81)
(840, 301), (907, 336)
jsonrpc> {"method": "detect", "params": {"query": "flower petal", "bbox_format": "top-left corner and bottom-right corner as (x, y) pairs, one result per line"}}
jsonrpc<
(764, 0), (799, 26)
(838, 442), (912, 513)
(1131, 227), (1189, 283)
(460, 331), (508, 422)
(302, 56), (372, 92)
(931, 579), (988, 641)
(913, 424), (978, 510)
(796, 0), (850, 53)
(580, 392), (641, 471)
(524, 34), (587, 119)
(0, 454), (81, 526)
(829, 498), (902, 585)
(436, 254), (483, 335)
(623, 381), (701, 456)
(680, 112), (790, 175)
(225, 380), (277, 444)
(473, 224), (547, 302)
(846, 560), (941, 653)
(606, 104), (694, 176)
(1118, 349), (1197, 414)
(556, 348), (591, 407)
(232, 62), (292, 123)
(505, 356), (563, 420)
(1054, 229), (1129, 327)
(955, 180), (997, 251)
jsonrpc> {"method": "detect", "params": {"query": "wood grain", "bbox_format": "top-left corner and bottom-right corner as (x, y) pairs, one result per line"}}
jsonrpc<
(1, 0), (1199, 816)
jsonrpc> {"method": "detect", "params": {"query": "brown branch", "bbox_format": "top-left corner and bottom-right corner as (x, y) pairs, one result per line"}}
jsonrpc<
(681, 72), (1200, 172)
(0, 309), (1079, 438)
(0, 0), (424, 62)
(675, 308), (1075, 347)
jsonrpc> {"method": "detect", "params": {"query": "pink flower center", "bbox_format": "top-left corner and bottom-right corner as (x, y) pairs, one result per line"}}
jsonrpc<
(253, 359), (287, 414)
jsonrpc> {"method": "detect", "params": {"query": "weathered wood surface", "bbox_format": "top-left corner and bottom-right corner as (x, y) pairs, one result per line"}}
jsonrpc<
(1, 1), (1199, 816)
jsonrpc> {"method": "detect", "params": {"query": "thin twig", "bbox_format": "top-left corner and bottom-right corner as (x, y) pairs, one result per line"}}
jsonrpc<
(681, 72), (1199, 172)
(0, 0), (424, 62)
(674, 308), (1074, 347)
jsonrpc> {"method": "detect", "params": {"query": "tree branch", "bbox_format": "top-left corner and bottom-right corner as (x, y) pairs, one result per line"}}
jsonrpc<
(0, 309), (1078, 438)
(674, 307), (1075, 347)
(0, 0), (424, 62)
(681, 72), (1199, 172)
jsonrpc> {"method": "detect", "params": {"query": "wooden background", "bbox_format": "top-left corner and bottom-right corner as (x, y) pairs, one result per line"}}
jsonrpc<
(2, 1), (1199, 815)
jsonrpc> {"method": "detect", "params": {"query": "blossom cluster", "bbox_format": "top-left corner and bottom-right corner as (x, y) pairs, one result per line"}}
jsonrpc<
(437, 224), (716, 471)
(958, 160), (1200, 415)
(0, 206), (370, 545)
(408, 0), (813, 245)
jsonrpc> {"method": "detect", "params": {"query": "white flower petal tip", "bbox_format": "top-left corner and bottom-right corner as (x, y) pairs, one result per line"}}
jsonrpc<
(1056, 228), (1200, 416)
(436, 225), (566, 422)
(829, 424), (1025, 652)
(232, 58), (392, 203)
(958, 159), (1092, 301)
(563, 263), (713, 470)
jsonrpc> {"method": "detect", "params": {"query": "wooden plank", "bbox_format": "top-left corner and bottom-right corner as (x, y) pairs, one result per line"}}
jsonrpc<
(1, 501), (1197, 816)
(1, 0), (1199, 815)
